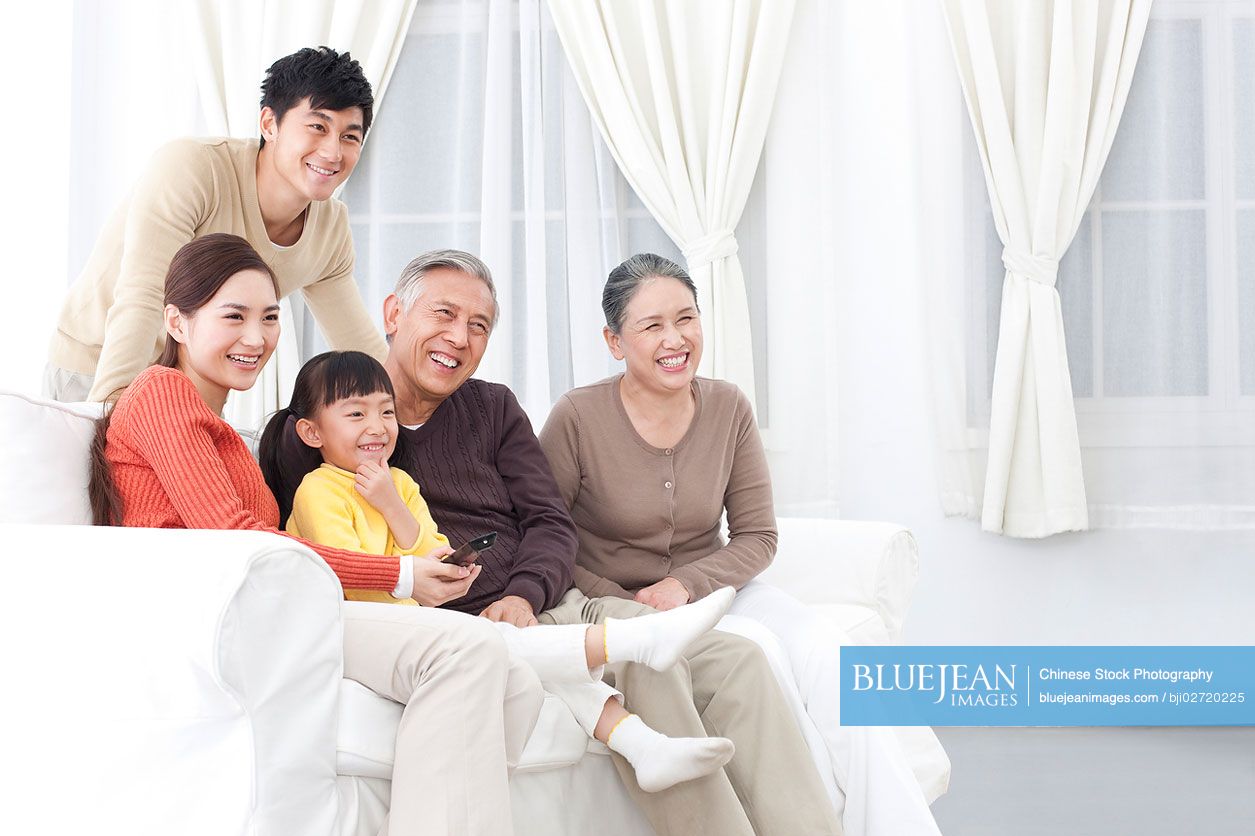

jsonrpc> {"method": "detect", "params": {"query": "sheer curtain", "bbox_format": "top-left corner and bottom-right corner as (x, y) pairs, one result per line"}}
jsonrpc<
(734, 0), (1255, 534)
(68, 0), (204, 294)
(327, 1), (707, 416)
(928, 0), (1255, 532)
(545, 0), (798, 412)
(321, 0), (837, 514)
(939, 0), (1152, 538)
(182, 0), (420, 431)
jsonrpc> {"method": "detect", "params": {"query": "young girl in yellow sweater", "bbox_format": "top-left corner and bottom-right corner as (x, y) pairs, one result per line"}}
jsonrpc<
(260, 350), (737, 792)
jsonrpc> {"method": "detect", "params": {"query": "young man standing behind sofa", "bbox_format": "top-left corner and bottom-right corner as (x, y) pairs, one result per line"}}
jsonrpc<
(45, 45), (387, 403)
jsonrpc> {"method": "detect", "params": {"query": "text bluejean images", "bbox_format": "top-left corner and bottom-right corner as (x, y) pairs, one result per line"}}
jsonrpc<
(840, 646), (1255, 726)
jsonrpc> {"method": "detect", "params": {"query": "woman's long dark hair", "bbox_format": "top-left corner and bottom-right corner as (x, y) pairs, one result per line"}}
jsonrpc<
(89, 234), (278, 525)
(259, 350), (398, 527)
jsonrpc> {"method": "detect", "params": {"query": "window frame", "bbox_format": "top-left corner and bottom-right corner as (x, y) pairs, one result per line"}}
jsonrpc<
(964, 0), (1255, 449)
(336, 0), (779, 437)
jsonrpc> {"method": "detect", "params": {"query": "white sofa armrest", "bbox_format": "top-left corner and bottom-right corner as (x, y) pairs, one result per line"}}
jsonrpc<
(756, 518), (920, 642)
(0, 391), (102, 525)
(0, 523), (345, 836)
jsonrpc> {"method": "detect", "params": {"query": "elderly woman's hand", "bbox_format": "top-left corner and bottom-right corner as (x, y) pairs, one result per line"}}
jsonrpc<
(634, 577), (690, 611)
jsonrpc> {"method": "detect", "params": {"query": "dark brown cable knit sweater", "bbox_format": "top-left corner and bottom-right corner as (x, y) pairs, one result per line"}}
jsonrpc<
(391, 379), (578, 615)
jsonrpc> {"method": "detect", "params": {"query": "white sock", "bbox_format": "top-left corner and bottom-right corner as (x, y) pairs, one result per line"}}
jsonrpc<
(606, 714), (735, 793)
(604, 586), (735, 672)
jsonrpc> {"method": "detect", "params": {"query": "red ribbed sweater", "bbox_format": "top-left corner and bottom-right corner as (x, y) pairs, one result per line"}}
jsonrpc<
(105, 365), (400, 591)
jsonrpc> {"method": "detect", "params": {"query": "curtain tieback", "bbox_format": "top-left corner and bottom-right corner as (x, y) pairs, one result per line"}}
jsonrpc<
(1001, 247), (1058, 288)
(682, 229), (739, 270)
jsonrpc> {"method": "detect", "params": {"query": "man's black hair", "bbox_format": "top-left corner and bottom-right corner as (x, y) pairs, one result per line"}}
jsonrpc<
(258, 46), (374, 148)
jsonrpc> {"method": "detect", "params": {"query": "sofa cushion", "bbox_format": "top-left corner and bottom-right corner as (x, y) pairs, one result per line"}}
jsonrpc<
(0, 392), (101, 524)
(765, 518), (919, 642)
(336, 679), (591, 780)
(814, 602), (893, 645)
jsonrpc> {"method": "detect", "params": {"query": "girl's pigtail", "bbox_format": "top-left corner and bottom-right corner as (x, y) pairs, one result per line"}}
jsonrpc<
(258, 406), (319, 528)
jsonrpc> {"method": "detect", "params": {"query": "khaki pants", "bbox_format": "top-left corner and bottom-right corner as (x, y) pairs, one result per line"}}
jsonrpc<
(343, 602), (545, 836)
(541, 590), (843, 836)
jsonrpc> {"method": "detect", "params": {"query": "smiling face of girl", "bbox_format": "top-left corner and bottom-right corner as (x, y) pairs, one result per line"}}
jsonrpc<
(295, 390), (400, 472)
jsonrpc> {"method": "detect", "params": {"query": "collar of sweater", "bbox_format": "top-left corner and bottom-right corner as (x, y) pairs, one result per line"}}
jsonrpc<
(318, 462), (368, 483)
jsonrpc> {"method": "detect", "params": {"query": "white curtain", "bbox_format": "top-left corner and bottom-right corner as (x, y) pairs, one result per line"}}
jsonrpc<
(544, 0), (798, 412)
(939, 0), (1152, 537)
(182, 0), (420, 431)
(69, 2), (205, 294)
(939, 2), (1255, 533)
(316, 0), (830, 514)
(324, 0), (714, 423)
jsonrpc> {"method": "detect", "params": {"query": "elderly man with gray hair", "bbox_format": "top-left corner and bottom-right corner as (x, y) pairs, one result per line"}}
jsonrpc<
(274, 249), (841, 835)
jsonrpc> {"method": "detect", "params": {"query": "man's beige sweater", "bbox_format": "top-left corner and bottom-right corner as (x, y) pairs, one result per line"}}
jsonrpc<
(49, 137), (386, 400)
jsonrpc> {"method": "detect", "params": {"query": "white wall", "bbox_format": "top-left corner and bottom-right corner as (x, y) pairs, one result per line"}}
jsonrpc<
(0, 2), (197, 397)
(836, 176), (1255, 645)
(770, 0), (1255, 647)
(68, 1), (201, 278)
(0, 7), (72, 395)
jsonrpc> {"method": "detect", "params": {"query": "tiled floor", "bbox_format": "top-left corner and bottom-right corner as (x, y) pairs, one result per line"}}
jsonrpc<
(930, 727), (1255, 835)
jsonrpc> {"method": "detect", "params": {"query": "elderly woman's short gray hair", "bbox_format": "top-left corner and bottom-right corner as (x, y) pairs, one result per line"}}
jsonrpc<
(602, 253), (699, 334)
(394, 249), (499, 325)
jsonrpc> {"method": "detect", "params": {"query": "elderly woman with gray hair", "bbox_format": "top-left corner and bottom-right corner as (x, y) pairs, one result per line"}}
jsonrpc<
(538, 253), (950, 836)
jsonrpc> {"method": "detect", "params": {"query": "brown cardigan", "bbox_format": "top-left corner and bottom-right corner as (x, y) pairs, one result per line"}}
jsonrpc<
(538, 375), (777, 601)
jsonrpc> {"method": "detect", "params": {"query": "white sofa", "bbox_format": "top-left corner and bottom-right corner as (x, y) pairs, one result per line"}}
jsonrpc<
(0, 390), (928, 835)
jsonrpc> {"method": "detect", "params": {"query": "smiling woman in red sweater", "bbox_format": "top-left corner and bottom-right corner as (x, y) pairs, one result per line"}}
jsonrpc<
(86, 233), (543, 836)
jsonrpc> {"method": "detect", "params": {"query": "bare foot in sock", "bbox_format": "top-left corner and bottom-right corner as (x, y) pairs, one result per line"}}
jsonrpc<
(604, 586), (736, 671)
(607, 714), (736, 793)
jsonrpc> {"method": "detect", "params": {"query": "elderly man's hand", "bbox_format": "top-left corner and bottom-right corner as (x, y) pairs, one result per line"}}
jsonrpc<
(480, 595), (538, 627)
(634, 577), (690, 611)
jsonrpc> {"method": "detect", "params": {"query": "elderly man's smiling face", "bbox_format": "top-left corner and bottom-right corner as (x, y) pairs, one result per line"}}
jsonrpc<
(382, 266), (496, 423)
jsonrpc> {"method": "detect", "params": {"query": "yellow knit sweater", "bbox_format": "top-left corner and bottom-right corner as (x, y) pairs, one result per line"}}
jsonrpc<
(287, 463), (450, 605)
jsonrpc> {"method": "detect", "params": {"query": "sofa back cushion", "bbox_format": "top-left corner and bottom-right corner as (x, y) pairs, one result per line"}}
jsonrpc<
(0, 392), (102, 524)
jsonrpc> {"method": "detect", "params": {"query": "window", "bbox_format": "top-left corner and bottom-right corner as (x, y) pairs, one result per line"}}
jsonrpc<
(299, 1), (773, 426)
(966, 0), (1255, 449)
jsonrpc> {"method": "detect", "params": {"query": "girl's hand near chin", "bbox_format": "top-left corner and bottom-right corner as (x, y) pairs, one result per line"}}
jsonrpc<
(354, 459), (403, 513)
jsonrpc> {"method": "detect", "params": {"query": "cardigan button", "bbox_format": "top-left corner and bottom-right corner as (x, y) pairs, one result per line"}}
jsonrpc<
(665, 448), (673, 455)
(664, 481), (673, 489)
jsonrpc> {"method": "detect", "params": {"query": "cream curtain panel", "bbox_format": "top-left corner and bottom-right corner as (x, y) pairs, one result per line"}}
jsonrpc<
(545, 0), (797, 411)
(182, 0), (419, 431)
(940, 0), (1152, 537)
